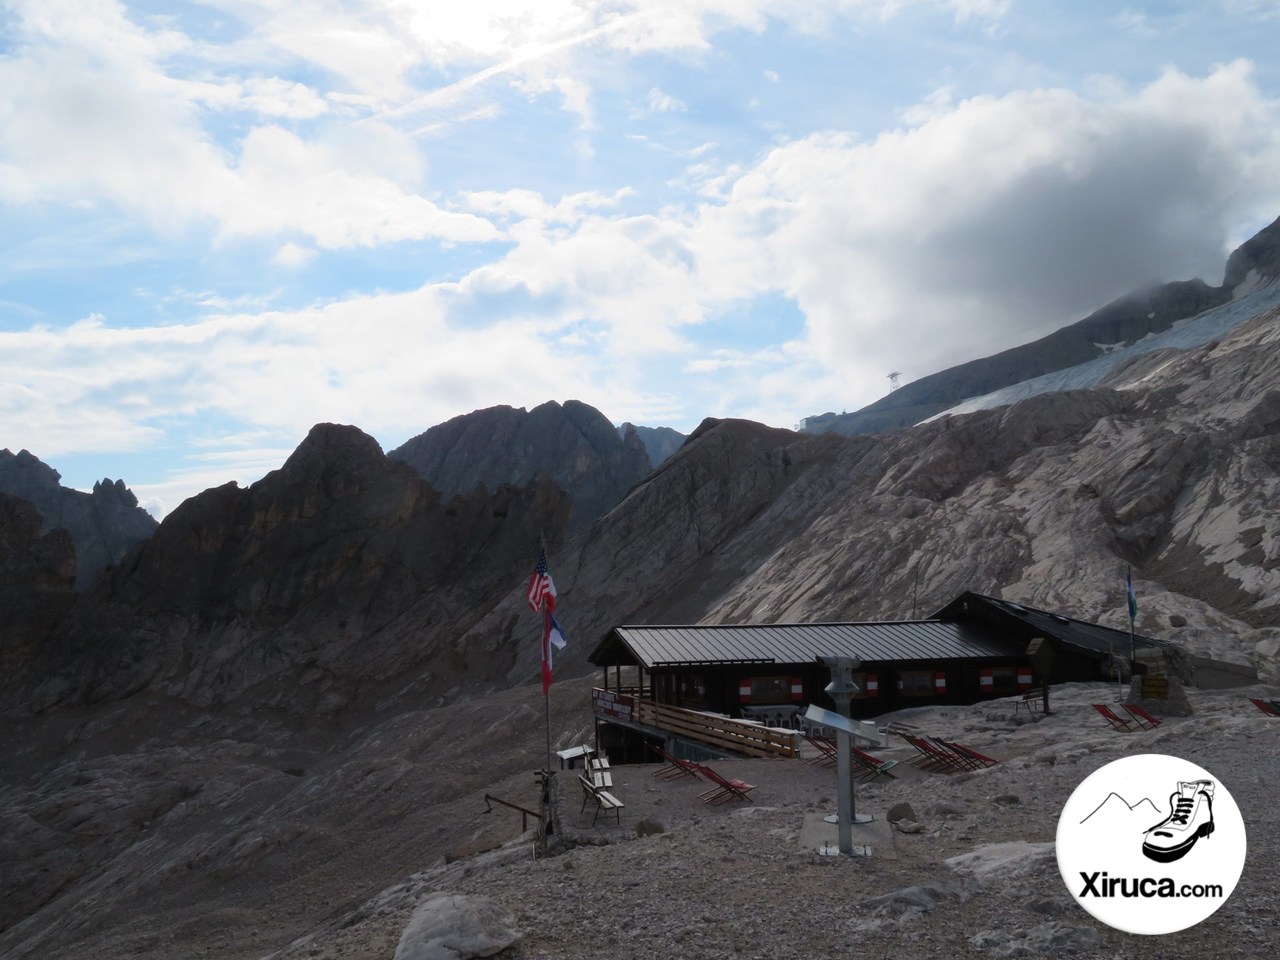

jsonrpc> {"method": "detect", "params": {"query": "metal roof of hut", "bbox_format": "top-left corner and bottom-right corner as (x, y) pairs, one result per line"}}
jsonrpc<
(590, 619), (1019, 669)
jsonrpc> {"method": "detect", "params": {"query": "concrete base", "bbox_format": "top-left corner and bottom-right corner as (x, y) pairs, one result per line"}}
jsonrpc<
(801, 812), (898, 860)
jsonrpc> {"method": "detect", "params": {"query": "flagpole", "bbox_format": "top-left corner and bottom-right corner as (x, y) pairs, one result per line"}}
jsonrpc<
(1128, 565), (1136, 664)
(541, 535), (551, 776)
(544, 605), (552, 774)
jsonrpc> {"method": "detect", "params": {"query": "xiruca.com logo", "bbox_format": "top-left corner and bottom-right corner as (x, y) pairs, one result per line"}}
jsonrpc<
(1057, 754), (1247, 935)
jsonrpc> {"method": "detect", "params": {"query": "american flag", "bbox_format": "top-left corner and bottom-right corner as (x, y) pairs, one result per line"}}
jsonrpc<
(526, 549), (557, 612)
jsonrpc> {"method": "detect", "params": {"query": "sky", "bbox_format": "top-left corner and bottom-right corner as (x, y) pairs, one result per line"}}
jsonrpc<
(2, 0), (1280, 518)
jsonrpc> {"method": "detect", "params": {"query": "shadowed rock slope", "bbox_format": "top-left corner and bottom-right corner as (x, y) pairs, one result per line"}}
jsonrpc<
(0, 449), (158, 589)
(619, 422), (685, 467)
(807, 213), (1280, 437)
(4, 423), (572, 716)
(388, 400), (652, 532)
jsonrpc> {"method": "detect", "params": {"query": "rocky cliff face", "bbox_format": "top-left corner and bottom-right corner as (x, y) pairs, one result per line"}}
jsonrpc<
(0, 493), (77, 688)
(7, 424), (571, 715)
(807, 213), (1280, 437)
(619, 423), (685, 467)
(0, 449), (158, 589)
(389, 401), (652, 532)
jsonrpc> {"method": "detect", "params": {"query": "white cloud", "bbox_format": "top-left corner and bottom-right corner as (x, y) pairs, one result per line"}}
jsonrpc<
(8, 0), (1278, 510)
(0, 0), (1017, 252)
(0, 285), (608, 509)
(900, 85), (954, 125)
(130, 447), (297, 518)
(632, 87), (688, 118)
(237, 77), (330, 118)
(428, 61), (1280, 421)
(0, 1), (501, 249)
(273, 242), (318, 268)
(220, 125), (503, 248)
(677, 61), (1280, 405)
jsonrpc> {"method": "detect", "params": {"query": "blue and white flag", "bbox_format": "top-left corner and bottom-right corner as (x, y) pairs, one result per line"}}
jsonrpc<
(542, 609), (568, 693)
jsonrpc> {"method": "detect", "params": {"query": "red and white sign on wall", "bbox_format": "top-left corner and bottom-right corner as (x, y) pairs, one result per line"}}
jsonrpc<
(592, 688), (635, 722)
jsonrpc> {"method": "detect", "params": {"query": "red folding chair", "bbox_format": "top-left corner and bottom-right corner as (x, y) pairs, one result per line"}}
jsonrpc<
(903, 734), (966, 771)
(1092, 704), (1134, 731)
(803, 734), (838, 768)
(937, 738), (998, 767)
(1122, 704), (1162, 729)
(691, 763), (756, 804)
(850, 746), (899, 781)
(649, 744), (698, 780)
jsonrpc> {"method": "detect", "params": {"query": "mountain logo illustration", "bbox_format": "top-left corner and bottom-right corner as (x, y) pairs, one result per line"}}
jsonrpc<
(1080, 792), (1162, 826)
(1056, 755), (1247, 936)
(1079, 783), (1216, 863)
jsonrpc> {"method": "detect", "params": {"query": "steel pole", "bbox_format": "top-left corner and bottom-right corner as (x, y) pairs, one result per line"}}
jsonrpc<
(835, 723), (853, 854)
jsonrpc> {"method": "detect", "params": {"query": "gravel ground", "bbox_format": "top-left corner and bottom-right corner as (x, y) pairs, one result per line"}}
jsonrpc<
(281, 680), (1280, 960)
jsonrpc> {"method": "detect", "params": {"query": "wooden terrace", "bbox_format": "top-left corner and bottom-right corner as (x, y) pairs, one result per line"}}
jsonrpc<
(592, 686), (799, 760)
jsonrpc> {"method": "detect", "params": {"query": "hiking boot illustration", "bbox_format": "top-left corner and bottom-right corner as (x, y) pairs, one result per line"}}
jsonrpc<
(1143, 780), (1215, 863)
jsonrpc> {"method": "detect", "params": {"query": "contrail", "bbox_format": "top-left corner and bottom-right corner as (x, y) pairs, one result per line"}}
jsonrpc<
(379, 13), (642, 129)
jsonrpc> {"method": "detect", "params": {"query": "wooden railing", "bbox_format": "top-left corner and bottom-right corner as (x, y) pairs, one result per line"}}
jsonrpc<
(592, 688), (798, 759)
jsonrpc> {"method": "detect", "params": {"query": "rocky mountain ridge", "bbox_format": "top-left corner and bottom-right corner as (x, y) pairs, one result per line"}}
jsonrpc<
(2, 424), (572, 717)
(806, 213), (1280, 437)
(0, 448), (158, 589)
(619, 422), (685, 467)
(4, 305), (1278, 721)
(388, 400), (652, 533)
(1, 245), (1279, 960)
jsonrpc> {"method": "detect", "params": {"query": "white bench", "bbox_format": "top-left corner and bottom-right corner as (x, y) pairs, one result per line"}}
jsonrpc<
(587, 757), (612, 788)
(578, 775), (624, 825)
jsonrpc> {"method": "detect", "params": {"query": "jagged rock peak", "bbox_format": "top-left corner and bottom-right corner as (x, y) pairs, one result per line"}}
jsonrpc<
(685, 417), (797, 446)
(619, 422), (686, 467)
(92, 478), (139, 508)
(0, 449), (157, 591)
(279, 422), (387, 472)
(0, 448), (63, 487)
(1223, 213), (1280, 296)
(389, 400), (652, 531)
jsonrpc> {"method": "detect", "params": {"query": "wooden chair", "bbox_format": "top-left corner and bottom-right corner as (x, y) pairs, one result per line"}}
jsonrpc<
(1013, 689), (1044, 718)
(1122, 704), (1162, 729)
(1092, 703), (1134, 731)
(691, 763), (756, 804)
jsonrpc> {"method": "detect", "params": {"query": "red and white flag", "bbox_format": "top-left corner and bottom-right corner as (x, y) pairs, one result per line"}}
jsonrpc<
(526, 548), (556, 612)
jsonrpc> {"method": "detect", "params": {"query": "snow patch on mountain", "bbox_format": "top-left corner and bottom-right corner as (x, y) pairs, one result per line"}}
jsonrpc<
(930, 280), (1280, 421)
